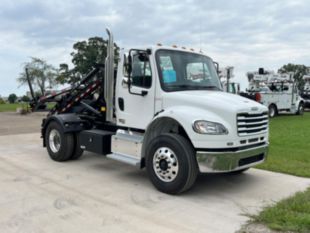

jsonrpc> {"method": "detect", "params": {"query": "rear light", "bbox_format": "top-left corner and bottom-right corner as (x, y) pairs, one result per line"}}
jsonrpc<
(255, 93), (261, 102)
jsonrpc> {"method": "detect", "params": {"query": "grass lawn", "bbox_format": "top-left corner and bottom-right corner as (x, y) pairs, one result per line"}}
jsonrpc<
(253, 188), (310, 233)
(0, 103), (55, 112)
(0, 103), (28, 112)
(253, 112), (310, 232)
(257, 112), (310, 177)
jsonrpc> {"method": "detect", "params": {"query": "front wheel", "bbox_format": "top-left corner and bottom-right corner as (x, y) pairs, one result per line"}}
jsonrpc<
(296, 103), (304, 115)
(145, 134), (198, 194)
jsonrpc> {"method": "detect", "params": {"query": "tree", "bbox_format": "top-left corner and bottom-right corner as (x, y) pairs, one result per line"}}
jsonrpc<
(0, 97), (5, 104)
(21, 95), (30, 102)
(56, 37), (119, 84)
(278, 64), (309, 90)
(8, 93), (17, 103)
(18, 57), (58, 96)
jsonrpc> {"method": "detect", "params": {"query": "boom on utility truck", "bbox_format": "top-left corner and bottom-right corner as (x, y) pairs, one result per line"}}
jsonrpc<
(41, 29), (269, 194)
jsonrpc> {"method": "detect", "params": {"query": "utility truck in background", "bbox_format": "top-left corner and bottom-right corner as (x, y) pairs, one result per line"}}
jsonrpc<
(219, 66), (240, 94)
(241, 68), (304, 118)
(301, 75), (310, 109)
(41, 29), (269, 194)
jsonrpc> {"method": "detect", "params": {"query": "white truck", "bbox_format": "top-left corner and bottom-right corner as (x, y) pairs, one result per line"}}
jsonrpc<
(41, 29), (269, 194)
(242, 68), (305, 118)
(301, 75), (310, 109)
(219, 66), (240, 94)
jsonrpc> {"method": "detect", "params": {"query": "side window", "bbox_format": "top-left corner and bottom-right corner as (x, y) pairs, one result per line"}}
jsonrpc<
(131, 53), (152, 88)
(186, 63), (211, 82)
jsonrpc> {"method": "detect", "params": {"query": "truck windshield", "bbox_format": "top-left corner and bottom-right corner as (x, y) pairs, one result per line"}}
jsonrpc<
(155, 50), (222, 92)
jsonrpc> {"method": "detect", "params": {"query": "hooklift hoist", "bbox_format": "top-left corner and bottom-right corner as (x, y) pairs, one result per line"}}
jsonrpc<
(41, 28), (269, 194)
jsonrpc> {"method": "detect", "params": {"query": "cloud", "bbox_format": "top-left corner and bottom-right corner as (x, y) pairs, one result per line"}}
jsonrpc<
(0, 0), (309, 95)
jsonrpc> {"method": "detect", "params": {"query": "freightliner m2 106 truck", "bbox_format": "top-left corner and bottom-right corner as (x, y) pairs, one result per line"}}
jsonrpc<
(41, 29), (269, 194)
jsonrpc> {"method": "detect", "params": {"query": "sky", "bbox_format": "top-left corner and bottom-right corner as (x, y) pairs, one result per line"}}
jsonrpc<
(0, 0), (310, 96)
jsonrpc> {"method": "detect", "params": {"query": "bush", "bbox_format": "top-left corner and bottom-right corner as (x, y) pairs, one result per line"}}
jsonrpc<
(21, 95), (30, 102)
(0, 98), (5, 104)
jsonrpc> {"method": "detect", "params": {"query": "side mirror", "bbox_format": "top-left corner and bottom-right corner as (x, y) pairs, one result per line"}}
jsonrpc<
(213, 62), (219, 74)
(122, 77), (129, 87)
(127, 55), (132, 76)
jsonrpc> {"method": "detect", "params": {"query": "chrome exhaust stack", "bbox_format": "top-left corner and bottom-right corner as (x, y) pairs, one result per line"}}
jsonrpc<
(104, 28), (115, 123)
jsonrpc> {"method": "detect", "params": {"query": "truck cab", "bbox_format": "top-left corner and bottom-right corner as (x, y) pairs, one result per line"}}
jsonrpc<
(42, 29), (269, 194)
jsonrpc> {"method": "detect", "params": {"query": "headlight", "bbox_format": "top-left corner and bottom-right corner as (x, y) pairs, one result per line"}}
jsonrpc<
(193, 120), (228, 135)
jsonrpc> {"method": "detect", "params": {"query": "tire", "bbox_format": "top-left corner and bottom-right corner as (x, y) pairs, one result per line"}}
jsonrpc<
(268, 104), (277, 118)
(296, 103), (304, 115)
(145, 133), (198, 194)
(70, 134), (84, 160)
(229, 168), (249, 175)
(45, 121), (75, 162)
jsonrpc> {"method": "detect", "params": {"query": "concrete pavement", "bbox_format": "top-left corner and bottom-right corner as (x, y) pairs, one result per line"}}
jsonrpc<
(0, 132), (309, 233)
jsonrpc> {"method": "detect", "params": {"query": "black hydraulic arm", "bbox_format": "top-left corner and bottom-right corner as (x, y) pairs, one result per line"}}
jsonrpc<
(48, 65), (104, 116)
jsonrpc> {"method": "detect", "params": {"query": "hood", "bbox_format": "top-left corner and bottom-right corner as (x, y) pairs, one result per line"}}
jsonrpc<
(162, 91), (267, 115)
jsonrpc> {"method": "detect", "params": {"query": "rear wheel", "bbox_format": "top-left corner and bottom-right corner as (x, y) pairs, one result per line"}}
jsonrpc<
(145, 134), (198, 194)
(296, 103), (304, 115)
(268, 104), (277, 118)
(45, 121), (74, 162)
(70, 134), (84, 160)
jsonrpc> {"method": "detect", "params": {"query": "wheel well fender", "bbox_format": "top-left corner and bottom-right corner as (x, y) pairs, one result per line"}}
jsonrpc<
(41, 114), (86, 147)
(269, 103), (278, 110)
(140, 117), (193, 168)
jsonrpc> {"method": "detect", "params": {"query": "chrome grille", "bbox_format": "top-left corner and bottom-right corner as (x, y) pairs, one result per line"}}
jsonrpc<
(237, 112), (268, 136)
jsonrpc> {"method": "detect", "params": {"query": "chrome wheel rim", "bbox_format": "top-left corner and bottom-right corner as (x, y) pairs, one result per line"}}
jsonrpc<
(49, 129), (61, 153)
(153, 147), (179, 182)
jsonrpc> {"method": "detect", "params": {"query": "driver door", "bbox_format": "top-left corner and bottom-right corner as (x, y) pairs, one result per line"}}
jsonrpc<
(115, 50), (155, 129)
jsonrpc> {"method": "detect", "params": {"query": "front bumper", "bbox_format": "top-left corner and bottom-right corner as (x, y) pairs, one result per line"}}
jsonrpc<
(196, 143), (268, 173)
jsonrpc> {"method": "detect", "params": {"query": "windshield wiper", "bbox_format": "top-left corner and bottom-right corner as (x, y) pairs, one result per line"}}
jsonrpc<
(204, 85), (221, 90)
